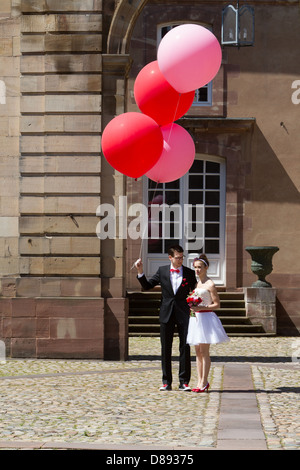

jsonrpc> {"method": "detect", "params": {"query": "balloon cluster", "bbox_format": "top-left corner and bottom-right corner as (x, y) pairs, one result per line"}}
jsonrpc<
(101, 24), (222, 182)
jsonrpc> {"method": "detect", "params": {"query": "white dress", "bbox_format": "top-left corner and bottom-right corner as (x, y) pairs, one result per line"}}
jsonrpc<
(187, 288), (230, 345)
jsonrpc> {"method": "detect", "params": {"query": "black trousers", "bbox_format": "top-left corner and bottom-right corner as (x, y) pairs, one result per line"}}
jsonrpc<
(160, 312), (191, 386)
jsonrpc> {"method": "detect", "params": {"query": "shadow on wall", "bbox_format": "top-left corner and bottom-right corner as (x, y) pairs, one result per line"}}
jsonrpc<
(276, 296), (300, 336)
(251, 124), (300, 204)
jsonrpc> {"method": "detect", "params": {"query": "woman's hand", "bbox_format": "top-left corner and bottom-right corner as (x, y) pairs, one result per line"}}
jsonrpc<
(192, 306), (208, 312)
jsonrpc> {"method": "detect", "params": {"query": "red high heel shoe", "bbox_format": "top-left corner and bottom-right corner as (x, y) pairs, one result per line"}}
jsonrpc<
(192, 383), (210, 393)
(199, 382), (210, 393)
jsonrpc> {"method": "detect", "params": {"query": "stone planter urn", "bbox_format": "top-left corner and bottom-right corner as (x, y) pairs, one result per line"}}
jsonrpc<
(245, 246), (279, 288)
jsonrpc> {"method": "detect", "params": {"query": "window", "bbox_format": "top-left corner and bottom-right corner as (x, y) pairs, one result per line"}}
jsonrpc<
(188, 160), (222, 254)
(193, 82), (212, 107)
(147, 179), (181, 254)
(145, 159), (225, 256)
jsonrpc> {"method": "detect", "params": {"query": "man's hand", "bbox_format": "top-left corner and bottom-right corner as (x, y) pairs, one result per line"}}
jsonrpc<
(135, 258), (144, 275)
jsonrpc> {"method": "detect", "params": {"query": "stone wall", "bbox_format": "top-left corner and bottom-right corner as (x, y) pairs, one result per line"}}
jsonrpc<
(0, 0), (129, 360)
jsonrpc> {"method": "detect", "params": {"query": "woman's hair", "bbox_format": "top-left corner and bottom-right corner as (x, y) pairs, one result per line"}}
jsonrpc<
(193, 254), (209, 267)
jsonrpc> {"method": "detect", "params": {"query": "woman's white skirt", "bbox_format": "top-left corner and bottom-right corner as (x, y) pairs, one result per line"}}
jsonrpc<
(187, 311), (230, 345)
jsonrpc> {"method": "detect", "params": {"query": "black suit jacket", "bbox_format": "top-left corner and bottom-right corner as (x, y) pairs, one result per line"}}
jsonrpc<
(138, 265), (197, 324)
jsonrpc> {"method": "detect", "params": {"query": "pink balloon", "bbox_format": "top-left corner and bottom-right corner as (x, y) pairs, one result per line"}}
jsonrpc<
(157, 24), (222, 93)
(146, 124), (195, 183)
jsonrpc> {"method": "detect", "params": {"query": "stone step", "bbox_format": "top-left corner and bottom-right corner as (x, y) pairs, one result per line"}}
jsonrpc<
(129, 315), (251, 325)
(127, 289), (274, 336)
(129, 306), (247, 317)
(128, 331), (273, 337)
(128, 322), (264, 333)
(127, 289), (244, 298)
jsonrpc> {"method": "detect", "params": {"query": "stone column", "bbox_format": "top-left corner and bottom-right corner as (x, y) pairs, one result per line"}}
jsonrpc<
(101, 54), (132, 360)
(0, 1), (21, 358)
(244, 287), (277, 334)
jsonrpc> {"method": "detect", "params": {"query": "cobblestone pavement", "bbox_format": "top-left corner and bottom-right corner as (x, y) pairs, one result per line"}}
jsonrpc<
(0, 337), (299, 450)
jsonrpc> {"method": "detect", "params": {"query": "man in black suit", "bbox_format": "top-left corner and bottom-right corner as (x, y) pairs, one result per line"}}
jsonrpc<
(135, 245), (197, 391)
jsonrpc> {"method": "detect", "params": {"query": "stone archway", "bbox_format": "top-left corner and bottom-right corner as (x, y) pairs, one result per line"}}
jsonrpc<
(107, 0), (149, 54)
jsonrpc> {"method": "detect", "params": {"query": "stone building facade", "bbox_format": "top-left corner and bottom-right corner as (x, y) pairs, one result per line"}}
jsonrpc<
(0, 0), (299, 360)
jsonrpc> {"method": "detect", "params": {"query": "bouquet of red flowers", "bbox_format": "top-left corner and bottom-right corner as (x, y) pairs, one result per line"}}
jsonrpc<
(186, 289), (203, 317)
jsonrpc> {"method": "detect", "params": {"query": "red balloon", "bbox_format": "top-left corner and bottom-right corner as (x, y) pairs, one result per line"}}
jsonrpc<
(134, 61), (195, 126)
(101, 112), (163, 178)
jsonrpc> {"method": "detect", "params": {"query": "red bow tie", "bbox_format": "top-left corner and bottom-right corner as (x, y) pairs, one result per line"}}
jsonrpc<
(170, 268), (180, 273)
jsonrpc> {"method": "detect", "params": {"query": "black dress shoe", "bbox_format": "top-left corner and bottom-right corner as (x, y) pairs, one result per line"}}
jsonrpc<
(159, 384), (172, 391)
(179, 383), (191, 391)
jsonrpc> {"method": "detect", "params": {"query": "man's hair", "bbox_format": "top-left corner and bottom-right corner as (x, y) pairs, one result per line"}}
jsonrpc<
(168, 245), (184, 257)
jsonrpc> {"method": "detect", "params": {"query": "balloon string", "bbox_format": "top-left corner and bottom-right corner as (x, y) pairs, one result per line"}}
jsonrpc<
(166, 93), (182, 143)
(130, 180), (159, 270)
(130, 94), (181, 271)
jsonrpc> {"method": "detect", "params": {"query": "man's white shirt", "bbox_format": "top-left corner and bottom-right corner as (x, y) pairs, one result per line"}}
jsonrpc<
(137, 265), (183, 294)
(170, 265), (183, 294)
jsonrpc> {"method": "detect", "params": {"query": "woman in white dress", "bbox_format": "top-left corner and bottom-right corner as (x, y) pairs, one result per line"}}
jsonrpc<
(187, 254), (229, 393)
